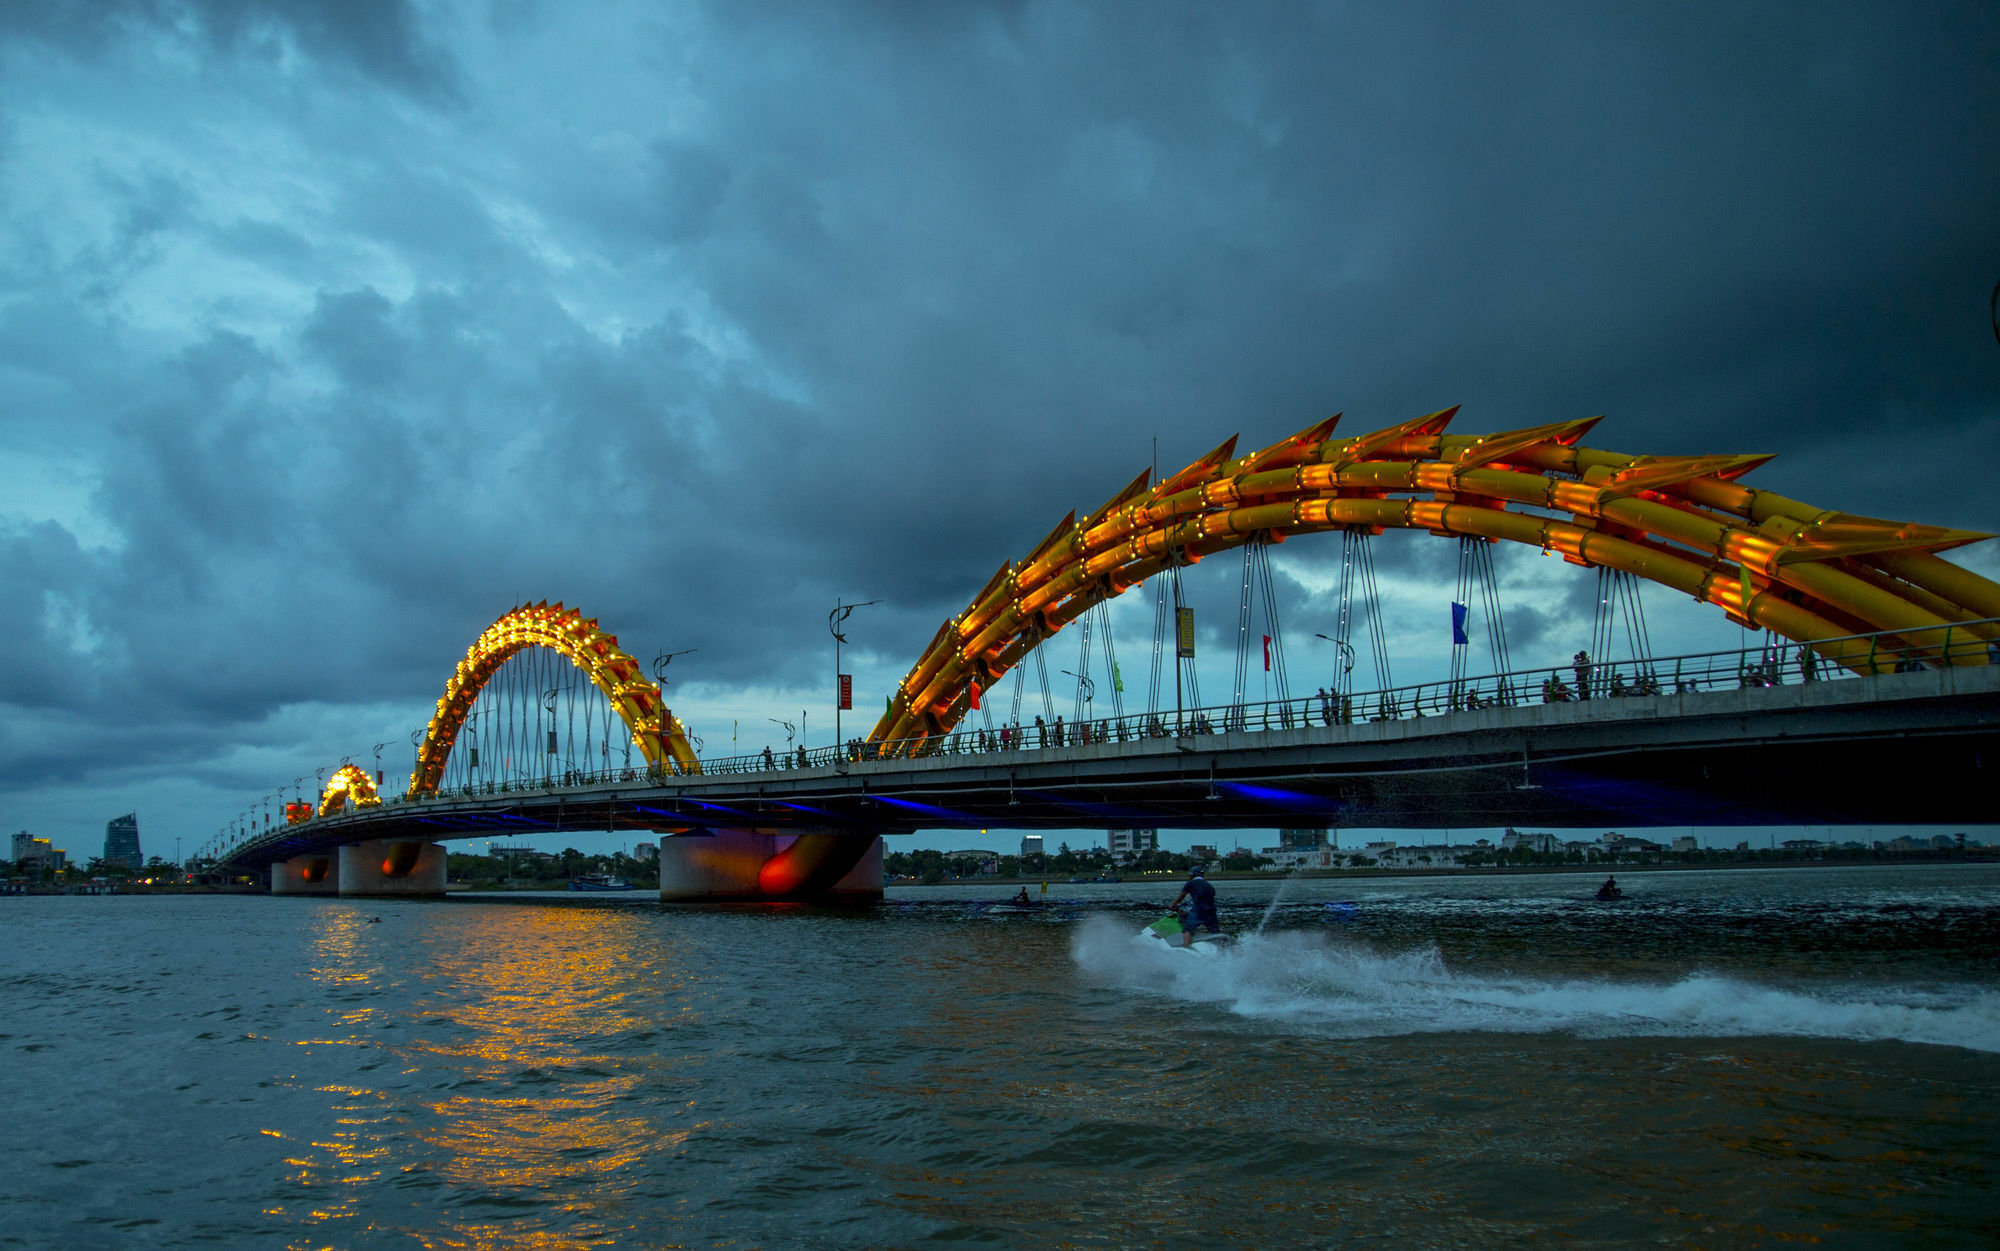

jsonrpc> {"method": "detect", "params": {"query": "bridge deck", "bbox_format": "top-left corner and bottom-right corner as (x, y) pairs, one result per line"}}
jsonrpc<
(226, 666), (2000, 868)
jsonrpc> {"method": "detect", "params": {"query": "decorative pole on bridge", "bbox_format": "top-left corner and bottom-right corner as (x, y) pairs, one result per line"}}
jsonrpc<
(1314, 632), (1356, 714)
(829, 598), (879, 753)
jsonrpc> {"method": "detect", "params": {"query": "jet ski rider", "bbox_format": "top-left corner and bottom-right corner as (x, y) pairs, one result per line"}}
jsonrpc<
(1170, 866), (1221, 945)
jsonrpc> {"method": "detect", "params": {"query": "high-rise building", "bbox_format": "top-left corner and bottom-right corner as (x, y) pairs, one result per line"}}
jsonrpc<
(1019, 834), (1044, 859)
(1107, 829), (1158, 861)
(103, 813), (141, 869)
(1278, 828), (1329, 852)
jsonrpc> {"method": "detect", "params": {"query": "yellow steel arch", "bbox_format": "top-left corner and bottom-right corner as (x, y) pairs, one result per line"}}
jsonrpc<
(409, 601), (699, 797)
(873, 408), (1997, 747)
(319, 764), (381, 817)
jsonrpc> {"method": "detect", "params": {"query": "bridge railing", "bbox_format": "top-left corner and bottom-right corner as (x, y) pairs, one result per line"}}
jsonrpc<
(382, 615), (2000, 790)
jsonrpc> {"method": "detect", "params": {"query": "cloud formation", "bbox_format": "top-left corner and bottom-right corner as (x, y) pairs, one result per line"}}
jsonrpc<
(2, 1), (1996, 850)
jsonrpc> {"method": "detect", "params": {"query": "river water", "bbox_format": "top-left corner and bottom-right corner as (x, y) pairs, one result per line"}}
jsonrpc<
(3, 864), (1996, 1248)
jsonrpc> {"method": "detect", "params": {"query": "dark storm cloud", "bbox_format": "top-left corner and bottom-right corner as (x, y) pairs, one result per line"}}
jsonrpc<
(1, 0), (1997, 840)
(0, 0), (459, 100)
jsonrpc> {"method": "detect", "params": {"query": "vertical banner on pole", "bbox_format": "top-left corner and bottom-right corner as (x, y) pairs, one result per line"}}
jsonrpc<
(838, 674), (853, 710)
(1175, 607), (1196, 659)
(969, 680), (981, 711)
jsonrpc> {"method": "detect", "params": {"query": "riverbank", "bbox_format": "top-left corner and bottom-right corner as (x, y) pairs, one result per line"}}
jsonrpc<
(900, 850), (1999, 887)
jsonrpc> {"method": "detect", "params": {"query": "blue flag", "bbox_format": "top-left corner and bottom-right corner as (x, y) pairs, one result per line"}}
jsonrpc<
(1451, 601), (1470, 645)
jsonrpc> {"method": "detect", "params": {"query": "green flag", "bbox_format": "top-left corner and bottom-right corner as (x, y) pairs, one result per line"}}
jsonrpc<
(1112, 660), (1125, 693)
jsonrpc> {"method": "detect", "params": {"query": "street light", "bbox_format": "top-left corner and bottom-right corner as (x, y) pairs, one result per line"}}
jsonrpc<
(652, 649), (697, 689)
(1060, 669), (1096, 724)
(1313, 633), (1356, 693)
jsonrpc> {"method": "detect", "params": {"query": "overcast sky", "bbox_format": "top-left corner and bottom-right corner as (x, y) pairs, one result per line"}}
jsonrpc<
(3, 1), (1997, 859)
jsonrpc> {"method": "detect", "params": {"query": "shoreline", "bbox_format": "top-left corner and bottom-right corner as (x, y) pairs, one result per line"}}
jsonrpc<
(897, 853), (1999, 887)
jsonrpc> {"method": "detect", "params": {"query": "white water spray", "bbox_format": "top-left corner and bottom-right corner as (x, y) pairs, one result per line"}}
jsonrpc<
(1253, 870), (1302, 939)
(1077, 917), (2000, 1053)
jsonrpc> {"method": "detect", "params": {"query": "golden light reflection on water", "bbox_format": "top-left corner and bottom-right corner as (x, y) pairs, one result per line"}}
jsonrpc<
(280, 902), (704, 1250)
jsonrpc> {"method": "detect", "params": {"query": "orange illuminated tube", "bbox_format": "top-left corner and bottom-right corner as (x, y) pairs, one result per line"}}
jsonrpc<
(873, 409), (1997, 750)
(406, 601), (700, 798)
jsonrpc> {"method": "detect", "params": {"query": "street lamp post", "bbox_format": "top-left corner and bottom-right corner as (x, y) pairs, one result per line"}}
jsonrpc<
(1313, 632), (1356, 724)
(1060, 669), (1096, 727)
(1314, 633), (1356, 693)
(829, 598), (879, 752)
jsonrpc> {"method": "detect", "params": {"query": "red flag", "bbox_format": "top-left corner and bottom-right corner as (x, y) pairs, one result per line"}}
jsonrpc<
(969, 679), (981, 711)
(1263, 635), (1272, 672)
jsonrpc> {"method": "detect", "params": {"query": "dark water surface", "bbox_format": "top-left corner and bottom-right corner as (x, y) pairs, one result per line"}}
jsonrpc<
(3, 864), (1997, 1248)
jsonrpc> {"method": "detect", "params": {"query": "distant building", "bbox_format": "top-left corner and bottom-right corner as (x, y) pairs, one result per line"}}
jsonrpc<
(1019, 834), (1044, 860)
(1603, 836), (1663, 856)
(1189, 844), (1219, 862)
(1263, 845), (1339, 870)
(1107, 829), (1158, 862)
(103, 813), (141, 869)
(1371, 842), (1471, 869)
(1670, 836), (1698, 853)
(1501, 829), (1561, 854)
(1277, 828), (1329, 852)
(488, 845), (555, 861)
(634, 842), (658, 862)
(12, 832), (61, 870)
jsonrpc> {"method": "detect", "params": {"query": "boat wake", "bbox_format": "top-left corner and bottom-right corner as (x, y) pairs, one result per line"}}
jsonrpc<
(1071, 916), (2000, 1053)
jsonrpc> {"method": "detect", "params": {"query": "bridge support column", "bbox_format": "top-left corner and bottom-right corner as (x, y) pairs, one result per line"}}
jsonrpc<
(337, 840), (447, 897)
(270, 854), (338, 895)
(659, 828), (882, 902)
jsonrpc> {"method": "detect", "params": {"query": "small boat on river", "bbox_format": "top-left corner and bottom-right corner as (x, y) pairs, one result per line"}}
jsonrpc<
(569, 874), (635, 892)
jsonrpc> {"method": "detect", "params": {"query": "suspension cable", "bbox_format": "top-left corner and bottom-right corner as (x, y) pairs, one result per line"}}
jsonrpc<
(1097, 600), (1125, 721)
(1255, 539), (1290, 704)
(1148, 570), (1168, 718)
(1073, 607), (1094, 724)
(1356, 530), (1393, 694)
(1231, 540), (1255, 726)
(1032, 638), (1056, 725)
(1172, 560), (1201, 712)
(1450, 536), (1472, 695)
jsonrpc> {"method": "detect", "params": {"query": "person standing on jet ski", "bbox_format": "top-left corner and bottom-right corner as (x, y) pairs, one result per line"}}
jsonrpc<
(1169, 867), (1222, 945)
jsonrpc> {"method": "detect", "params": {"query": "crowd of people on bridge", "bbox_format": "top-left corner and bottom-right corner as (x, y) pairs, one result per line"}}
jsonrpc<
(570, 637), (1938, 782)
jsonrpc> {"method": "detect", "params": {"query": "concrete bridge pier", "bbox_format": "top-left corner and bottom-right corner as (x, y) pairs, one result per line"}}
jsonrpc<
(659, 829), (882, 902)
(337, 839), (447, 896)
(270, 854), (339, 895)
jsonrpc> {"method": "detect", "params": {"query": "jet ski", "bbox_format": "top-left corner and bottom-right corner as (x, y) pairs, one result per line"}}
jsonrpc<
(1140, 912), (1231, 956)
